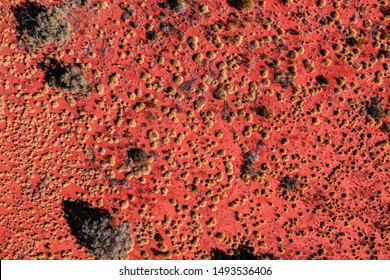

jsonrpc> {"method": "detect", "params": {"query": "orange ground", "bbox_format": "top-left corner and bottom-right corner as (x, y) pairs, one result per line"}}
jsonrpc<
(0, 0), (389, 259)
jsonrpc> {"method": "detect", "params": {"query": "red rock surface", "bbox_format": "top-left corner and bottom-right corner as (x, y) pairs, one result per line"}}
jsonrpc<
(0, 0), (389, 260)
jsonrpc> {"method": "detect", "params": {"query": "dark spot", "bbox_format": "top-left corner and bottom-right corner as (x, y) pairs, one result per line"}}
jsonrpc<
(154, 232), (164, 243)
(378, 49), (390, 59)
(255, 105), (273, 119)
(241, 152), (259, 177)
(316, 75), (329, 85)
(163, 0), (187, 12)
(146, 30), (159, 42)
(286, 28), (299, 35)
(126, 148), (148, 165)
(346, 37), (358, 46)
(280, 176), (298, 191)
(366, 96), (384, 119)
(227, 0), (254, 11)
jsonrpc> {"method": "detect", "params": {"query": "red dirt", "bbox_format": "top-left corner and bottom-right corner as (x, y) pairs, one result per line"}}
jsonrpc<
(0, 0), (389, 260)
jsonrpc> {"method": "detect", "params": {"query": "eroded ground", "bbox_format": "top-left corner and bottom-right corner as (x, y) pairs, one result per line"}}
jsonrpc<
(0, 0), (389, 259)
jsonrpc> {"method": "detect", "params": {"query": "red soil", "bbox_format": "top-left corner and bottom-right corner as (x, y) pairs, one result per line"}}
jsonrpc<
(0, 0), (389, 259)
